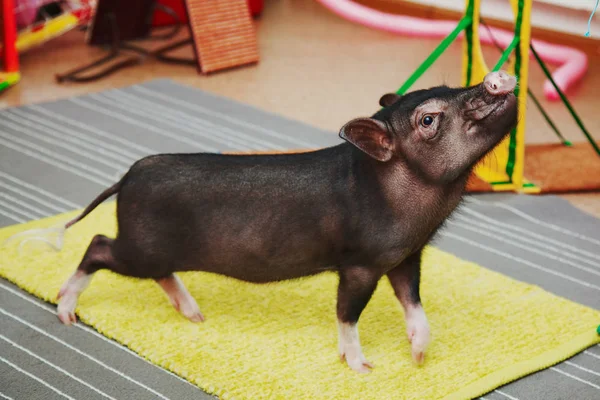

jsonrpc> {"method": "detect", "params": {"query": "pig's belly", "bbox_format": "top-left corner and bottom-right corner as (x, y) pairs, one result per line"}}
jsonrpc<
(177, 208), (340, 282)
(187, 256), (335, 283)
(180, 233), (337, 282)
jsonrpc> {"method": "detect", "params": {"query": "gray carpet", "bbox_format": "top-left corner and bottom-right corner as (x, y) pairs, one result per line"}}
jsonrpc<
(0, 79), (599, 400)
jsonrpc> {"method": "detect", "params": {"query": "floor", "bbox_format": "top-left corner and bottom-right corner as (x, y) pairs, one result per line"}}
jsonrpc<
(0, 0), (599, 399)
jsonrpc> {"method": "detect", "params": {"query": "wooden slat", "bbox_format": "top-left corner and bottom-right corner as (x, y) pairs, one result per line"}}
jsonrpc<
(185, 0), (259, 73)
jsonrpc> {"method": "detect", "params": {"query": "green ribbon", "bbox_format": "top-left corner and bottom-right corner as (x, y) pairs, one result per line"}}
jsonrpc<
(396, 16), (472, 95)
(529, 44), (600, 156)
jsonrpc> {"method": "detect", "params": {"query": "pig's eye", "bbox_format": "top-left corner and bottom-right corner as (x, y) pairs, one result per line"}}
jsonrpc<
(421, 114), (435, 127)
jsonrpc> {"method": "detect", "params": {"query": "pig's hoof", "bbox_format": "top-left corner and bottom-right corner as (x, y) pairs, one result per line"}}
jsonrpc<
(186, 311), (205, 323)
(407, 323), (429, 365)
(57, 293), (78, 326)
(341, 353), (374, 374)
(57, 303), (77, 325)
(412, 349), (425, 365)
(177, 299), (204, 323)
(58, 311), (77, 325)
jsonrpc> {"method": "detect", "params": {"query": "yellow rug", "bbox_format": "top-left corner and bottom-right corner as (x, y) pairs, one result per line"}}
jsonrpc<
(1, 202), (599, 400)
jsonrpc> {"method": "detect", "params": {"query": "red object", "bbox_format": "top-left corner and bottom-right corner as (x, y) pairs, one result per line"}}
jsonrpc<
(247, 0), (263, 16)
(152, 0), (187, 26)
(2, 0), (19, 72)
(152, 0), (262, 26)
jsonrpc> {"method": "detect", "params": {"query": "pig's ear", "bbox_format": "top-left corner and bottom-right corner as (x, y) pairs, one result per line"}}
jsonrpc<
(379, 93), (402, 108)
(339, 118), (393, 162)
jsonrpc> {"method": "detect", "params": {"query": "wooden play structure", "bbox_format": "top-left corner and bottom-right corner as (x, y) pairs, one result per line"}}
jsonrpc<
(185, 0), (259, 74)
(55, 0), (259, 82)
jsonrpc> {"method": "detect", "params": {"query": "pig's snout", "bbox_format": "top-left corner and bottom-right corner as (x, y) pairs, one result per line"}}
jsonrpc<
(483, 71), (516, 96)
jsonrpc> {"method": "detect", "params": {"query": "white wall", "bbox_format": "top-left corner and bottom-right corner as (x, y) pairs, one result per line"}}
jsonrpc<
(404, 0), (600, 39)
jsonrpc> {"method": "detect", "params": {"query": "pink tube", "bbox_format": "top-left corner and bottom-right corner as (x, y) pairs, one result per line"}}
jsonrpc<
(316, 0), (587, 101)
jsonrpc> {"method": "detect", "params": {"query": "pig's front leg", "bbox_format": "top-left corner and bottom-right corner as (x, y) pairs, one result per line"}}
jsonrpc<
(386, 249), (430, 364)
(336, 266), (380, 373)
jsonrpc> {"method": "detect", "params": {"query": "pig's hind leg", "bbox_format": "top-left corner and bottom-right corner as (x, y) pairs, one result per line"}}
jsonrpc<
(57, 234), (116, 325)
(57, 234), (203, 325)
(386, 249), (430, 365)
(155, 274), (204, 322)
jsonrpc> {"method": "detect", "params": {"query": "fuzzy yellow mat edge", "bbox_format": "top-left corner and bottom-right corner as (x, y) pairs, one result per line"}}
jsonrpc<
(445, 329), (600, 400)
